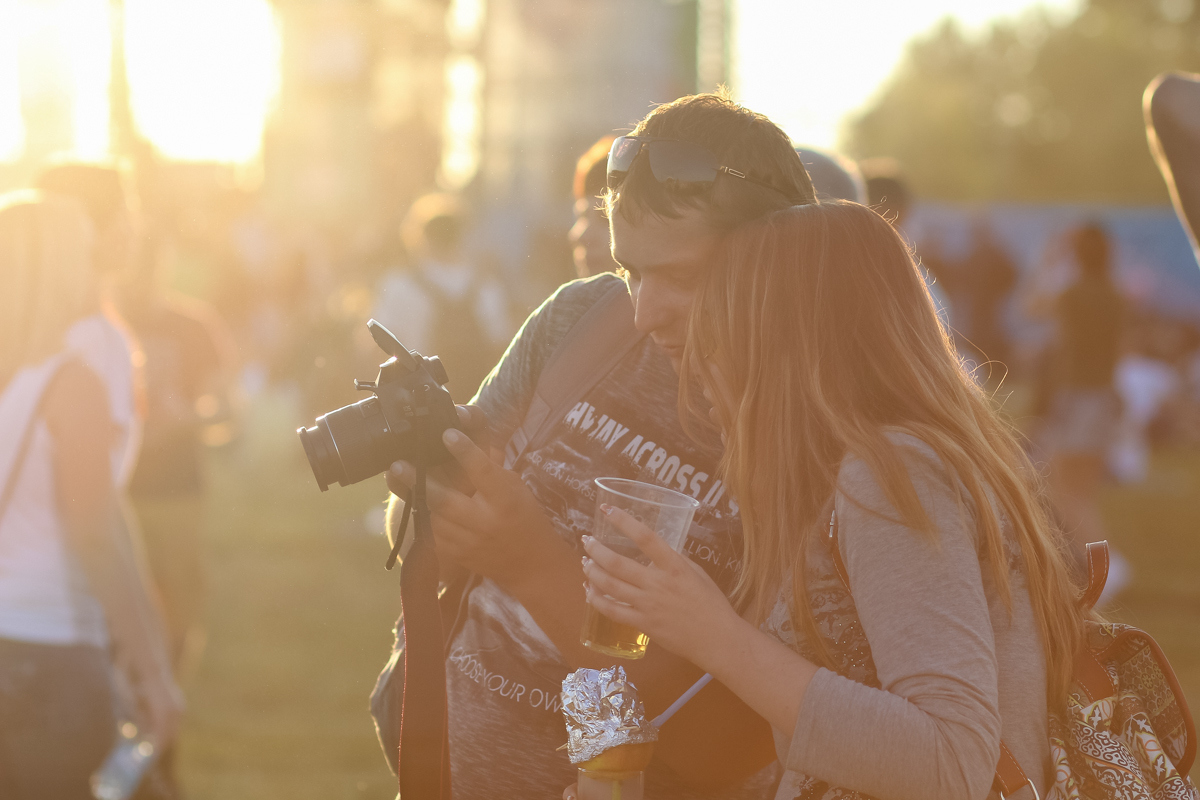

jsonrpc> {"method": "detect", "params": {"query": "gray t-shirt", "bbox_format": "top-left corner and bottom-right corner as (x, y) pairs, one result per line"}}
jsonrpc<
(373, 274), (773, 798)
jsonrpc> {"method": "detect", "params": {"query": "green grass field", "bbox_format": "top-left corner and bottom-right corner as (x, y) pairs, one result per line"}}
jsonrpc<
(177, 393), (402, 799)
(174, 394), (1200, 798)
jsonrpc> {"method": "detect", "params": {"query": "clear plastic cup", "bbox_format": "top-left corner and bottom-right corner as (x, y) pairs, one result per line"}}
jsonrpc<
(580, 477), (700, 659)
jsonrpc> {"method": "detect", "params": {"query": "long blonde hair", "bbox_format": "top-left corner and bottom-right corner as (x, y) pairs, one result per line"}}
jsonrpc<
(681, 201), (1085, 708)
(0, 191), (97, 385)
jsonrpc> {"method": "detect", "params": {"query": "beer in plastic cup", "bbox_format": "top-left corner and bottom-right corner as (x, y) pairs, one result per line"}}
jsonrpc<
(580, 477), (700, 659)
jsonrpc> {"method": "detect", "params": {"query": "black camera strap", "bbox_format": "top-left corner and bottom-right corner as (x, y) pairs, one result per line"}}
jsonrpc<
(396, 466), (452, 799)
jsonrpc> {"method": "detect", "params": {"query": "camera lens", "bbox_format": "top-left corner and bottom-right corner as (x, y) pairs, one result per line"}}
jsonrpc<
(297, 420), (343, 491)
(297, 396), (397, 491)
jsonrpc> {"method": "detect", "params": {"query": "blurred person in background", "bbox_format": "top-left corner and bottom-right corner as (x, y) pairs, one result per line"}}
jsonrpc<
(862, 157), (912, 228)
(372, 193), (513, 399)
(959, 218), (1018, 380)
(0, 192), (181, 799)
(794, 147), (865, 202)
(568, 135), (618, 279)
(1110, 317), (1184, 485)
(1146, 72), (1200, 260)
(37, 162), (138, 287)
(861, 159), (954, 327)
(37, 160), (196, 799)
(117, 239), (238, 679)
(374, 92), (816, 798)
(1035, 223), (1128, 596)
(928, 217), (1018, 383)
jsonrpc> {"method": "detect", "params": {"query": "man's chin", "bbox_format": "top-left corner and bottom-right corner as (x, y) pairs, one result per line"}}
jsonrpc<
(650, 340), (685, 372)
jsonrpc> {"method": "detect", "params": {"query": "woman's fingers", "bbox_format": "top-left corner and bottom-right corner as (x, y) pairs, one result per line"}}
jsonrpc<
(581, 535), (649, 586)
(600, 505), (683, 570)
(582, 554), (642, 606)
(584, 584), (640, 627)
(563, 783), (578, 800)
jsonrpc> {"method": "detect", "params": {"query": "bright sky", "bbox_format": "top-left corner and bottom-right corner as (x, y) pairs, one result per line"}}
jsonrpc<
(0, 0), (1086, 166)
(735, 0), (1083, 150)
(0, 0), (278, 164)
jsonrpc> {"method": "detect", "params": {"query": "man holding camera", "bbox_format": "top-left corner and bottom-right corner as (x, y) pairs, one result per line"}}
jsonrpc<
(373, 92), (816, 798)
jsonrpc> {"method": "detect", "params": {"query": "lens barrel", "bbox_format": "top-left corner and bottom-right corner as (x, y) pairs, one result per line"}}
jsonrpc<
(297, 421), (341, 491)
(297, 395), (396, 491)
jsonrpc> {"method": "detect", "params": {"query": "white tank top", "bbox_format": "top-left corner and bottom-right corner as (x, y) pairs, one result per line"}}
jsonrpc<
(0, 314), (141, 646)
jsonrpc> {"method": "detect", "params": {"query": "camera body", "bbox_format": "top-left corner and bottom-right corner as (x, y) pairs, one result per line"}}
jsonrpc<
(298, 320), (458, 491)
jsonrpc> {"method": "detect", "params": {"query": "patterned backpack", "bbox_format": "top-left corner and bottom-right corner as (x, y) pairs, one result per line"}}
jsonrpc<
(783, 517), (1197, 800)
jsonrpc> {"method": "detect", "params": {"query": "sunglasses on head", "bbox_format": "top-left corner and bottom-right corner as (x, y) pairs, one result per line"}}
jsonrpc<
(606, 135), (785, 196)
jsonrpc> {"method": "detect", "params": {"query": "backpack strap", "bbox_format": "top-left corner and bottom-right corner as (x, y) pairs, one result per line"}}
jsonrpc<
(503, 281), (645, 470)
(0, 357), (72, 527)
(1071, 540), (1118, 702)
(0, 410), (40, 527)
(1077, 540), (1109, 613)
(827, 508), (1042, 800)
(993, 743), (1040, 800)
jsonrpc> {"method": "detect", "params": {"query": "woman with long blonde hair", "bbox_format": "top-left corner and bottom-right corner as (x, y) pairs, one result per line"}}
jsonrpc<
(0, 192), (180, 799)
(581, 201), (1085, 800)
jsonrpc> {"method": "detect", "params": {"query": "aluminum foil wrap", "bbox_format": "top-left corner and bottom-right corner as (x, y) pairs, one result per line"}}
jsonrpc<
(561, 666), (658, 764)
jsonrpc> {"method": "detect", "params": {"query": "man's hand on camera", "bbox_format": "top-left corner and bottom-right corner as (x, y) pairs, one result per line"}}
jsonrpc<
(393, 404), (497, 496)
(386, 425), (563, 591)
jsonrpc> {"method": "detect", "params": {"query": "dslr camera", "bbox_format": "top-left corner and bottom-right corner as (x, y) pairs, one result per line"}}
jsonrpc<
(298, 320), (458, 491)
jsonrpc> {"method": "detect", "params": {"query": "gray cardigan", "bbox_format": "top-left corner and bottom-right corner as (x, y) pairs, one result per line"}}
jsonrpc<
(771, 436), (1049, 800)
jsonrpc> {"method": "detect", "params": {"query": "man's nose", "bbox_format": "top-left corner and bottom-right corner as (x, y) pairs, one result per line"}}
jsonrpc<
(631, 279), (671, 335)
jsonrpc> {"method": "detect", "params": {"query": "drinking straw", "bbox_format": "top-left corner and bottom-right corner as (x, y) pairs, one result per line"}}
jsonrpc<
(651, 673), (713, 728)
(555, 672), (716, 753)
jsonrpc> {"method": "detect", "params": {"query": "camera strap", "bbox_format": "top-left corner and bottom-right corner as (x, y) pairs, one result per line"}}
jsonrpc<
(389, 279), (643, 796)
(397, 465), (452, 800)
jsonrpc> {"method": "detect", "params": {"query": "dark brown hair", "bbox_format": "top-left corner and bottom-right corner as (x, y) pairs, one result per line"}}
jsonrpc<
(607, 92), (816, 233)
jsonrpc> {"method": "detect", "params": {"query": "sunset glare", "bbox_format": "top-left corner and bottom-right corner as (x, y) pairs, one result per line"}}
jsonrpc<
(124, 0), (280, 162)
(0, 3), (22, 160)
(0, 0), (279, 165)
(735, 0), (1082, 149)
(0, 0), (1102, 166)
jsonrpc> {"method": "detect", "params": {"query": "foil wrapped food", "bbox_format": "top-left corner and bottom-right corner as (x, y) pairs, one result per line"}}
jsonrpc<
(561, 666), (658, 764)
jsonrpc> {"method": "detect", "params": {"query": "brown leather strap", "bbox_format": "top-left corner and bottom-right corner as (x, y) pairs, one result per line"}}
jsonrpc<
(828, 508), (1039, 799)
(826, 507), (850, 587)
(504, 279), (644, 470)
(1077, 540), (1109, 612)
(1073, 641), (1116, 703)
(993, 741), (1038, 799)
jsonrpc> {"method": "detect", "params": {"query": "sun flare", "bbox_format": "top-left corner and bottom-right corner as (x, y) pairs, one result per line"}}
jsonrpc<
(124, 0), (280, 163)
(0, 0), (280, 165)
